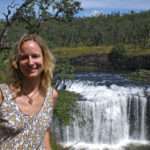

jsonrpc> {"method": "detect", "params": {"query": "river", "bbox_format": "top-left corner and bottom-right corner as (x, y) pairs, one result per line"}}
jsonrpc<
(54, 73), (150, 150)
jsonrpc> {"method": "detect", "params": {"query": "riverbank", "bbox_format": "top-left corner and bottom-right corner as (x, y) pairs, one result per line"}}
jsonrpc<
(0, 45), (150, 82)
(53, 45), (150, 84)
(54, 45), (150, 72)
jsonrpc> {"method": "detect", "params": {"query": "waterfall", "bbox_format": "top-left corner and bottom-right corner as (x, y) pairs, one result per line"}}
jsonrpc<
(54, 74), (150, 150)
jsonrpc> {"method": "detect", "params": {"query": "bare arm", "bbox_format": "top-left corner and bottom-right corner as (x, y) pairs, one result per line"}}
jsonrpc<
(43, 88), (58, 149)
(44, 128), (52, 150)
(44, 89), (58, 149)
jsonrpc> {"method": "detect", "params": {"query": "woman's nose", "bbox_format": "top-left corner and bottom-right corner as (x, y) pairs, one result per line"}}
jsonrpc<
(28, 56), (34, 65)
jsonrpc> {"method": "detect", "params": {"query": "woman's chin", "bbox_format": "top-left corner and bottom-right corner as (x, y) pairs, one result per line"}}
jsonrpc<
(24, 73), (41, 79)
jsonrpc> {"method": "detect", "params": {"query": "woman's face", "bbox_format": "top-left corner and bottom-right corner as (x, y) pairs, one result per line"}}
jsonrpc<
(18, 40), (44, 80)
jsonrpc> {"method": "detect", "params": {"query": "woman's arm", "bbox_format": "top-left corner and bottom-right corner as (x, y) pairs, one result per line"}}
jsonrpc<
(44, 89), (58, 149)
(44, 128), (52, 150)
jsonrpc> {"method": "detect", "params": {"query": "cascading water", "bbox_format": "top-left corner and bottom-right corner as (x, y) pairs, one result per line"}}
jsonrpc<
(54, 73), (150, 150)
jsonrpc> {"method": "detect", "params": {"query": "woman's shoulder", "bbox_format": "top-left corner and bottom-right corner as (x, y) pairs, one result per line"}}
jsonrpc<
(48, 87), (58, 108)
(0, 83), (7, 104)
(52, 88), (58, 98)
(0, 89), (3, 104)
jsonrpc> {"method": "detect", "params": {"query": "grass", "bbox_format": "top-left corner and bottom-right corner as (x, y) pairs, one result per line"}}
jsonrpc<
(53, 45), (150, 59)
(1, 45), (150, 61)
(126, 46), (150, 56)
(53, 45), (112, 59)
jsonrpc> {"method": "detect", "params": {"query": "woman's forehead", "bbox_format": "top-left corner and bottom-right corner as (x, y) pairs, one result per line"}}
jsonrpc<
(21, 40), (40, 48)
(19, 40), (42, 53)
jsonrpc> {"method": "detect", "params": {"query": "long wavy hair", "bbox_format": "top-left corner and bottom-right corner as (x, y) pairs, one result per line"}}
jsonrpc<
(9, 34), (55, 94)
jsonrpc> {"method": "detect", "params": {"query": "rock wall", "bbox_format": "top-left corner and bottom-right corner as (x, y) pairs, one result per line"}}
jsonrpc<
(70, 53), (150, 72)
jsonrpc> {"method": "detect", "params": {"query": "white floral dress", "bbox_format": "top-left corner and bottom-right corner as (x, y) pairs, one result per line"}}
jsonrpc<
(0, 84), (53, 150)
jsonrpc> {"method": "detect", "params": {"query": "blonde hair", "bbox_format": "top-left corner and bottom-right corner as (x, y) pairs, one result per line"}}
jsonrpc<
(10, 34), (55, 94)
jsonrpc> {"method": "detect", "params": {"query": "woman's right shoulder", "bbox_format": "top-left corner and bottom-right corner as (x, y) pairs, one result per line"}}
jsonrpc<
(0, 89), (3, 104)
(0, 83), (7, 104)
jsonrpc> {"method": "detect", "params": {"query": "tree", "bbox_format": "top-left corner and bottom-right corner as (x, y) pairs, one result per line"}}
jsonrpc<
(0, 0), (82, 48)
(53, 0), (82, 21)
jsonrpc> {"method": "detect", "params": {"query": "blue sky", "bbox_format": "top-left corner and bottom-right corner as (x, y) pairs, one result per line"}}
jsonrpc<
(0, 0), (150, 18)
(77, 0), (150, 16)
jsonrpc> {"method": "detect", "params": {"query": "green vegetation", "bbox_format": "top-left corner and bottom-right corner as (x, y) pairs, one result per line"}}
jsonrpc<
(53, 46), (112, 59)
(110, 44), (128, 59)
(54, 90), (79, 125)
(109, 44), (128, 69)
(53, 45), (150, 59)
(51, 135), (66, 150)
(1, 10), (150, 49)
(54, 59), (75, 82)
(127, 69), (150, 84)
(0, 49), (11, 82)
(124, 144), (150, 150)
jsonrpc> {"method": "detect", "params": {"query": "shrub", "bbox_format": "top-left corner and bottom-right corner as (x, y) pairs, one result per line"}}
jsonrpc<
(109, 44), (128, 69)
(111, 44), (127, 58)
(53, 90), (79, 125)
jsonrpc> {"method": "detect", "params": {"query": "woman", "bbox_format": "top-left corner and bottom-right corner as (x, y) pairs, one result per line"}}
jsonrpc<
(0, 34), (58, 149)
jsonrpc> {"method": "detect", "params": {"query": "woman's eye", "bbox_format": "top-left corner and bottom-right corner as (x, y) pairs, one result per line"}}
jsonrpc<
(18, 55), (28, 60)
(18, 54), (40, 60)
(32, 54), (40, 58)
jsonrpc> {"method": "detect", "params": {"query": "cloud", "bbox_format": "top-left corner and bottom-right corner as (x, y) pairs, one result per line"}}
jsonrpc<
(78, 0), (150, 10)
(90, 10), (101, 16)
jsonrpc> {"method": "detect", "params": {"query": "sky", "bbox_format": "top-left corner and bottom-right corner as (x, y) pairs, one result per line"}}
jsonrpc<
(0, 0), (150, 18)
(77, 0), (150, 16)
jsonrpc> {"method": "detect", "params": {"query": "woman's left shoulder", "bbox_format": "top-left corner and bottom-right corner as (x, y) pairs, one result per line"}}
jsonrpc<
(49, 88), (58, 108)
(52, 88), (58, 97)
(52, 88), (58, 107)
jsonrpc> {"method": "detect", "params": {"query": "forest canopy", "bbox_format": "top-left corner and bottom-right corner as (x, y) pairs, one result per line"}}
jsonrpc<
(0, 2), (150, 49)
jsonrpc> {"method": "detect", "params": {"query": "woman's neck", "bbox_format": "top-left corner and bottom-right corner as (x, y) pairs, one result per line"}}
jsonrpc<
(22, 77), (41, 94)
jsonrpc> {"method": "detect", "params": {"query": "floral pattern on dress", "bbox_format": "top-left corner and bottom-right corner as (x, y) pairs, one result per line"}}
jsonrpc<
(0, 84), (53, 150)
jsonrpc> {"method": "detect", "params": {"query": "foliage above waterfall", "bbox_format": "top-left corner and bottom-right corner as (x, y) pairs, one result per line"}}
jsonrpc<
(127, 69), (150, 84)
(54, 90), (80, 125)
(110, 44), (128, 60)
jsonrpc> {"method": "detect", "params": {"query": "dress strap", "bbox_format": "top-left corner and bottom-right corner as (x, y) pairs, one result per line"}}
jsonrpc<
(44, 86), (53, 109)
(47, 86), (52, 99)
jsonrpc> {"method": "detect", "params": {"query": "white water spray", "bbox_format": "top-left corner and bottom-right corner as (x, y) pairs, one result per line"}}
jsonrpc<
(54, 76), (150, 150)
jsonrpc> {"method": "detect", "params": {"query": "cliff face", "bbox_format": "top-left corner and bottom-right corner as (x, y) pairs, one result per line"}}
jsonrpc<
(70, 53), (150, 72)
(70, 53), (113, 71)
(125, 55), (150, 70)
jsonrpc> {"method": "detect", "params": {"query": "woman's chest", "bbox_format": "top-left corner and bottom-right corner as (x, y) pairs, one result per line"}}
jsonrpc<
(1, 96), (53, 127)
(15, 95), (45, 117)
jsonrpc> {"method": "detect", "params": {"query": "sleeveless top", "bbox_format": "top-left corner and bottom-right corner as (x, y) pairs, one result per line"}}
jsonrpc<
(0, 84), (53, 150)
